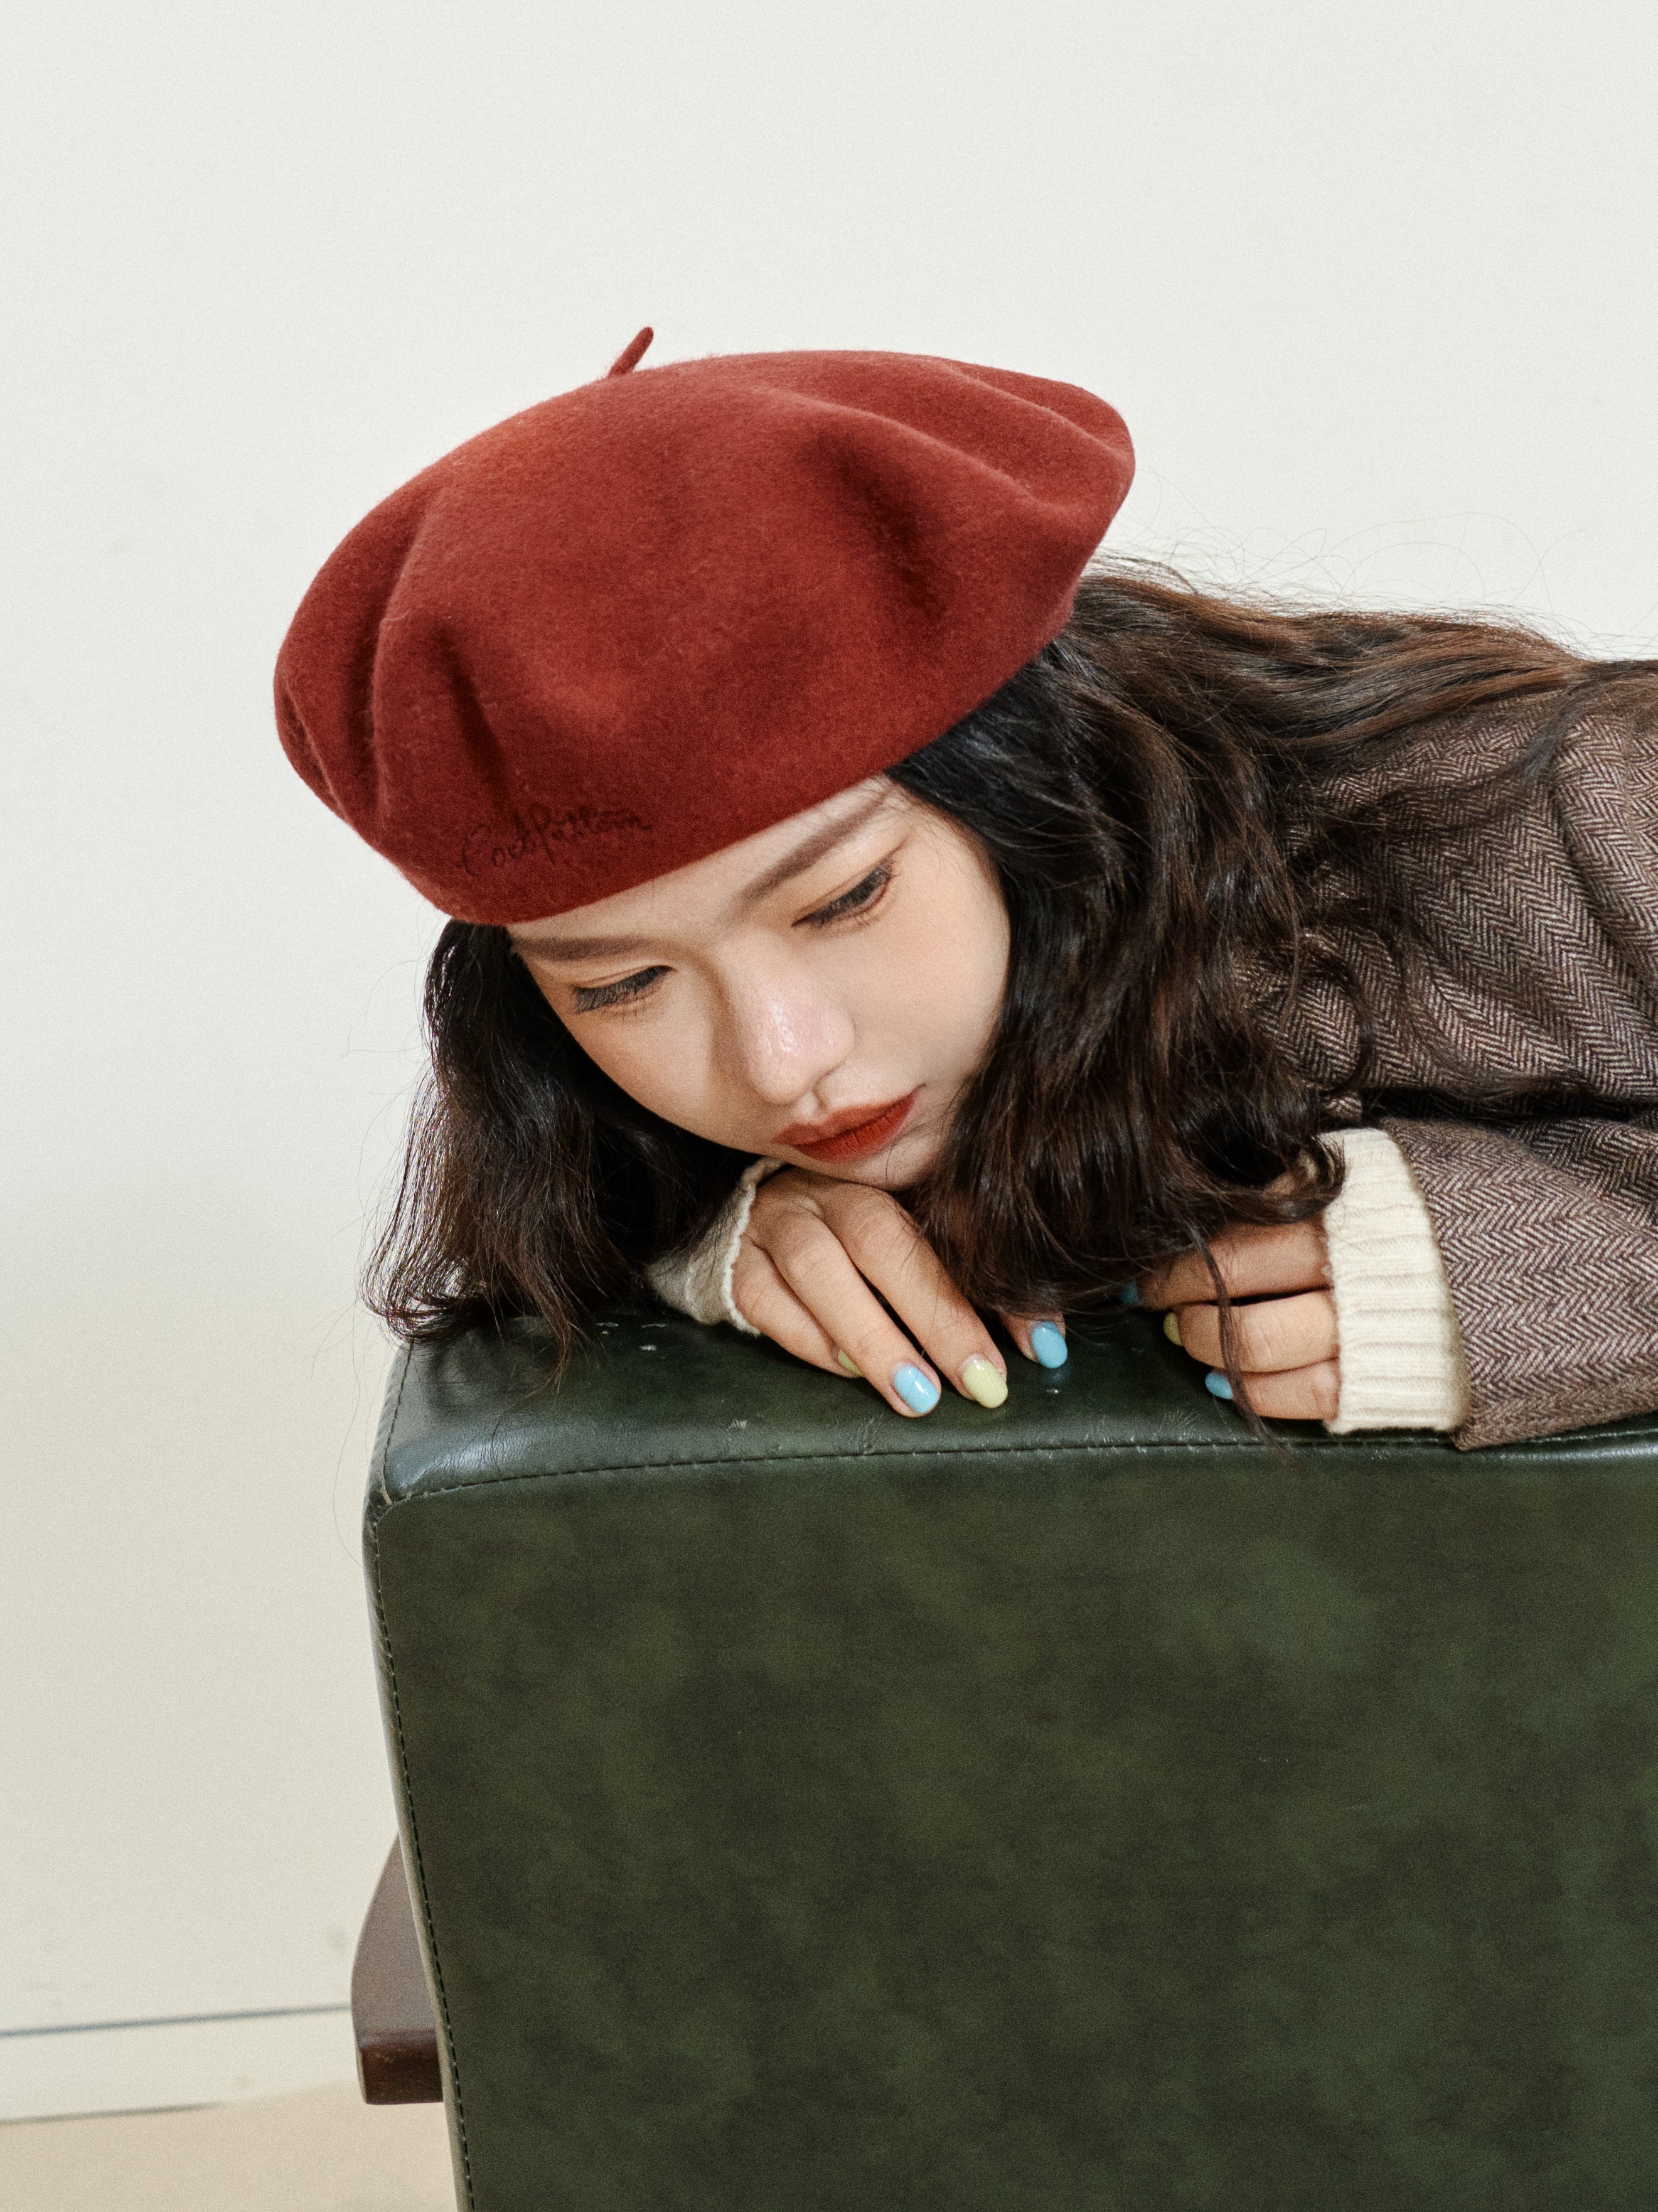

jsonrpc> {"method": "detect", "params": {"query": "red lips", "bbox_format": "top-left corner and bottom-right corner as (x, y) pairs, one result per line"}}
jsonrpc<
(774, 1090), (919, 1163)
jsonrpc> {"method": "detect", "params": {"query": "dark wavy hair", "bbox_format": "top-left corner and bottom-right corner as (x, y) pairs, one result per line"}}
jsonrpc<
(368, 564), (1599, 1361)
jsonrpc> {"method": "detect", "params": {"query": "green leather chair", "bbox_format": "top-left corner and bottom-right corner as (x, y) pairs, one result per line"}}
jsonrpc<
(363, 1304), (1658, 2211)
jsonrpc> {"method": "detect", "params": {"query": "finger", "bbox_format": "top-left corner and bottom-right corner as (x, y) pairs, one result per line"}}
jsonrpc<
(1218, 1360), (1342, 1422)
(1140, 1220), (1330, 1309)
(729, 1245), (845, 1373)
(795, 1184), (1010, 1407)
(1169, 1290), (1338, 1374)
(749, 1208), (947, 1416)
(1000, 1313), (1069, 1369)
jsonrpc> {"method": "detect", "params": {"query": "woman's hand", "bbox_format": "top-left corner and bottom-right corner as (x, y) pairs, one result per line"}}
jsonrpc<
(1139, 1216), (1341, 1420)
(730, 1168), (1067, 1418)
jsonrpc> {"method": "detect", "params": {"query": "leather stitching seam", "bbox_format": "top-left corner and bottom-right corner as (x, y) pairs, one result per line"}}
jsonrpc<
(368, 1418), (475, 2205)
(371, 1423), (1657, 1508)
(369, 1347), (413, 1508)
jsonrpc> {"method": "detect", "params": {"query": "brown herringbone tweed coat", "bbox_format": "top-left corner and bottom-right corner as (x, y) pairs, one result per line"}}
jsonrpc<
(1287, 675), (1658, 1450)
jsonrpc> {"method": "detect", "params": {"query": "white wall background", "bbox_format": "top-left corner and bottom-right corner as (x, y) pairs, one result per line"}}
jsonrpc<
(3, 0), (1655, 2121)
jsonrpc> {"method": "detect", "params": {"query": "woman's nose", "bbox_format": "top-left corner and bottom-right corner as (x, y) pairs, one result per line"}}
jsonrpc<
(719, 977), (855, 1108)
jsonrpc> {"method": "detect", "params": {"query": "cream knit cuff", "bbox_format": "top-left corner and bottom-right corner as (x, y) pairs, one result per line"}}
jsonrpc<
(643, 1158), (782, 1333)
(1321, 1126), (1470, 1434)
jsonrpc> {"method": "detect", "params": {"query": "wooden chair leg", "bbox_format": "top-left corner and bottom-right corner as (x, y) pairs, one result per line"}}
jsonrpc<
(351, 1840), (442, 2103)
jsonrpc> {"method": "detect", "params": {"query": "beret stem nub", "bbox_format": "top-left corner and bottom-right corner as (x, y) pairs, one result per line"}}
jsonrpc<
(606, 327), (655, 377)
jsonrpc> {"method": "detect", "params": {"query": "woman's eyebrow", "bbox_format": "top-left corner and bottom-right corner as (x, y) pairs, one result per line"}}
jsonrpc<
(737, 792), (891, 908)
(515, 928), (653, 963)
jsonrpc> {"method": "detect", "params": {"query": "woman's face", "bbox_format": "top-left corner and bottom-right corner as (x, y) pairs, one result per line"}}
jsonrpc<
(509, 778), (1010, 1186)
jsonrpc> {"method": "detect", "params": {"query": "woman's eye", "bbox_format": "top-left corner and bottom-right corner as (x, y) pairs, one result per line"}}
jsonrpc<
(572, 966), (667, 1013)
(800, 864), (891, 928)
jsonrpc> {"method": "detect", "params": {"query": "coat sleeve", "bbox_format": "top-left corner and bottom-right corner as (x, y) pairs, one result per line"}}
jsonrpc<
(1381, 1110), (1658, 1449)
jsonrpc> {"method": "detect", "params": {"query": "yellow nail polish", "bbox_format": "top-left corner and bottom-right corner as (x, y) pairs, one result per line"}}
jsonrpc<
(837, 1351), (862, 1377)
(1163, 1311), (1182, 1348)
(961, 1355), (1008, 1409)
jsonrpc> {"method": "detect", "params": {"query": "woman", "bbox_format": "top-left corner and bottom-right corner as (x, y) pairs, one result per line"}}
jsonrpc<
(277, 333), (1658, 1451)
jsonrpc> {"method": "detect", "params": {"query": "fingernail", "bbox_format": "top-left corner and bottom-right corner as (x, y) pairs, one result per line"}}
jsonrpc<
(960, 1355), (1008, 1409)
(892, 1364), (941, 1415)
(1205, 1370), (1233, 1401)
(1163, 1312), (1182, 1348)
(1029, 1321), (1069, 1369)
(836, 1351), (862, 1377)
(1120, 1282), (1140, 1306)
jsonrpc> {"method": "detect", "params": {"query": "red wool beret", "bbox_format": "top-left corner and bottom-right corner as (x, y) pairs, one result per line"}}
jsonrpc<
(275, 338), (1133, 923)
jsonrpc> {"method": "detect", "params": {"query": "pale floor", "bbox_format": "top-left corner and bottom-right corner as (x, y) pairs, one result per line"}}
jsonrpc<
(0, 2083), (456, 2212)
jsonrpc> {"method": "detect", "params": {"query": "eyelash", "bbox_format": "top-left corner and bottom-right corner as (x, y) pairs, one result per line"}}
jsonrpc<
(798, 863), (892, 930)
(572, 967), (668, 1014)
(569, 862), (894, 1014)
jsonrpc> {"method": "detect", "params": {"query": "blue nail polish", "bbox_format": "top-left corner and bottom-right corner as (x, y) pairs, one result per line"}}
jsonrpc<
(892, 1363), (941, 1415)
(1204, 1370), (1234, 1401)
(1029, 1321), (1069, 1369)
(1119, 1282), (1140, 1306)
